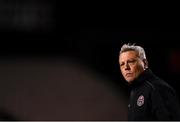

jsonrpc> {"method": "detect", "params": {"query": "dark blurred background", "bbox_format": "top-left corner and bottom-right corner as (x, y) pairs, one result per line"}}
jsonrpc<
(0, 0), (180, 121)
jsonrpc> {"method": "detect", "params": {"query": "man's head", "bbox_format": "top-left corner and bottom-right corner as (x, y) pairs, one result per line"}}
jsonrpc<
(119, 43), (148, 84)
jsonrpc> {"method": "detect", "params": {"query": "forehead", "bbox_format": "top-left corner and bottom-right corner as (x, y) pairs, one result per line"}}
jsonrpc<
(119, 51), (139, 61)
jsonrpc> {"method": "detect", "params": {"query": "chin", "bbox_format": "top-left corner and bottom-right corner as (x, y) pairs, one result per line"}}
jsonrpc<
(126, 78), (134, 84)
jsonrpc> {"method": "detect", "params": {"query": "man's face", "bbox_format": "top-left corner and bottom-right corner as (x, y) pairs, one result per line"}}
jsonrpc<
(119, 51), (146, 84)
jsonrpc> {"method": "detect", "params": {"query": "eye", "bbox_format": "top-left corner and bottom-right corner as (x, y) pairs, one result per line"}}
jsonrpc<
(128, 60), (136, 63)
(120, 62), (124, 67)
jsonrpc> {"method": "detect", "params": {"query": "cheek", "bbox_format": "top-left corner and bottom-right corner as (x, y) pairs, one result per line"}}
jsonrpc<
(130, 64), (142, 72)
(120, 68), (126, 76)
(134, 64), (144, 75)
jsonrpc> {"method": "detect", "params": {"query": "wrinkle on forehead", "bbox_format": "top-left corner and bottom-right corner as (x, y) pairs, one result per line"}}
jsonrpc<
(119, 51), (139, 63)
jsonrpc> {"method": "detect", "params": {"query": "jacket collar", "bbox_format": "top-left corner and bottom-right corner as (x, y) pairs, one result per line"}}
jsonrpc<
(128, 68), (155, 89)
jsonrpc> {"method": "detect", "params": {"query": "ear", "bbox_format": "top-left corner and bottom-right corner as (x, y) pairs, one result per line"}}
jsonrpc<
(143, 59), (148, 69)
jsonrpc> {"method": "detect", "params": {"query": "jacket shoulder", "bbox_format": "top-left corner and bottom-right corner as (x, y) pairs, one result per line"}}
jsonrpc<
(145, 77), (178, 102)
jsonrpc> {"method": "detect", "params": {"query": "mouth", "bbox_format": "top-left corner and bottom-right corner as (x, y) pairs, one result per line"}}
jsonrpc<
(126, 73), (133, 77)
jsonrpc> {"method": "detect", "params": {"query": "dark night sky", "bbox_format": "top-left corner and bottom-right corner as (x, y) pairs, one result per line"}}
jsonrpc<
(0, 1), (180, 120)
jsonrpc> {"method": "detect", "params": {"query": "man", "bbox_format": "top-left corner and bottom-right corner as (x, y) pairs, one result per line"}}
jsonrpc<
(119, 43), (180, 120)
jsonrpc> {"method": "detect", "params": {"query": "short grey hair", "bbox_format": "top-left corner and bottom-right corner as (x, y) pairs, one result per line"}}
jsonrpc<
(119, 43), (147, 60)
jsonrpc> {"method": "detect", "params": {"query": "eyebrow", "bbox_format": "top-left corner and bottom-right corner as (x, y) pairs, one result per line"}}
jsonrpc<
(120, 59), (136, 64)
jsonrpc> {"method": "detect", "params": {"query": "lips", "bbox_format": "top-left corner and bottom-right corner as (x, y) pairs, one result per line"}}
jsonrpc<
(126, 73), (133, 77)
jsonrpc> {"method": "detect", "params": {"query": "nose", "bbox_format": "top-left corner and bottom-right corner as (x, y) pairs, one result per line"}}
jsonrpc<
(125, 63), (130, 70)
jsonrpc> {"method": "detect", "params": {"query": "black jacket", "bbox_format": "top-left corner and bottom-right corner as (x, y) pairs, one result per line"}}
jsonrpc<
(128, 69), (180, 120)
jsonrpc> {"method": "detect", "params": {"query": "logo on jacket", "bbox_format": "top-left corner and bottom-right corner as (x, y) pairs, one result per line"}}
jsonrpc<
(137, 95), (144, 107)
